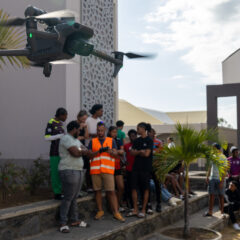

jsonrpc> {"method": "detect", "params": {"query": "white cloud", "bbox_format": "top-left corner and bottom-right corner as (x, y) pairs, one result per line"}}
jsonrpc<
(171, 75), (187, 80)
(142, 0), (240, 84)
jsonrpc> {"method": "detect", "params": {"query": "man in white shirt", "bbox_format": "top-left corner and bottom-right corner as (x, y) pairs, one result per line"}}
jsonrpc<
(58, 121), (89, 233)
(86, 104), (103, 139)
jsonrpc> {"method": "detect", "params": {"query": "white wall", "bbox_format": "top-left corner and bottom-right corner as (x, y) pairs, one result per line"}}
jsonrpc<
(0, 0), (80, 162)
(222, 49), (240, 84)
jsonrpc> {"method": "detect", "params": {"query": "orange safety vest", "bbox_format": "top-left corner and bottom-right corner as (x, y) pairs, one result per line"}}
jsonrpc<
(90, 137), (115, 175)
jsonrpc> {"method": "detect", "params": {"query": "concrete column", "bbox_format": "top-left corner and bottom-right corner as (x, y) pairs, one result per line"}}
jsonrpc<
(237, 96), (240, 149)
(206, 86), (218, 130)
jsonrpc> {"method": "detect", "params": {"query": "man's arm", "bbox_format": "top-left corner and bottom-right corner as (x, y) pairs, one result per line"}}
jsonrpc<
(206, 165), (211, 184)
(44, 122), (63, 141)
(139, 138), (153, 157)
(45, 134), (64, 141)
(107, 139), (119, 158)
(87, 140), (100, 158)
(68, 147), (88, 158)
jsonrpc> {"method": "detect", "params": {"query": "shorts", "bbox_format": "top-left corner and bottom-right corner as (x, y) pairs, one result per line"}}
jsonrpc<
(131, 171), (151, 191)
(91, 173), (115, 191)
(115, 169), (123, 176)
(208, 179), (225, 195)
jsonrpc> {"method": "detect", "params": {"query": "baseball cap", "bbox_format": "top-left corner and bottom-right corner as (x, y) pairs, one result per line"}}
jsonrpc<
(212, 143), (221, 150)
(230, 146), (238, 153)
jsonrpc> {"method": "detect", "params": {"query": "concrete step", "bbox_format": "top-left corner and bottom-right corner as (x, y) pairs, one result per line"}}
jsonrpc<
(22, 192), (208, 240)
(139, 207), (229, 240)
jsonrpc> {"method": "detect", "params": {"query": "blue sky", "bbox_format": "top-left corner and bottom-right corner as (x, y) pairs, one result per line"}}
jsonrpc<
(118, 0), (239, 127)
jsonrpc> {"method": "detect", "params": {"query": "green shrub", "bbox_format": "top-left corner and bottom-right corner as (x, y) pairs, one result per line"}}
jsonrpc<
(20, 159), (49, 195)
(0, 162), (20, 200)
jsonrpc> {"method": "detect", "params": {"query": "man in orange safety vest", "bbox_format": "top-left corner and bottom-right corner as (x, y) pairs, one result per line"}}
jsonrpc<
(88, 121), (125, 222)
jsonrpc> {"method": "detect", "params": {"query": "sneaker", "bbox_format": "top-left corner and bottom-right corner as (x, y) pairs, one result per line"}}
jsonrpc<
(114, 212), (125, 222)
(94, 211), (104, 220)
(146, 208), (154, 215)
(168, 198), (177, 207)
(233, 223), (240, 230)
(78, 191), (88, 198)
(119, 207), (125, 213)
(156, 203), (161, 212)
(179, 194), (184, 200)
(87, 188), (94, 193)
(171, 197), (182, 204)
(54, 194), (64, 200)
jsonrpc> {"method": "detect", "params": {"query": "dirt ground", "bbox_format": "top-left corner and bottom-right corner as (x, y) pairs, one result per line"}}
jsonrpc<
(221, 226), (240, 240)
(0, 188), (53, 209)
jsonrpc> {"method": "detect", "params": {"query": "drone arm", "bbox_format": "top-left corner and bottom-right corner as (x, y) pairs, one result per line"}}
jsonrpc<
(0, 49), (30, 56)
(91, 49), (122, 65)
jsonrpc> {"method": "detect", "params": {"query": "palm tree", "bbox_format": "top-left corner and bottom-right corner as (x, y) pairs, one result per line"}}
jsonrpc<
(0, 9), (29, 69)
(154, 123), (229, 238)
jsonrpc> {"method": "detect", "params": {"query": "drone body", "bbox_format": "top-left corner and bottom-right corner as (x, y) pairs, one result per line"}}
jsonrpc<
(0, 6), (152, 77)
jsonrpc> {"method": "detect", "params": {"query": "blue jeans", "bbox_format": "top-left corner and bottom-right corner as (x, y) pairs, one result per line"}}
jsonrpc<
(161, 185), (172, 202)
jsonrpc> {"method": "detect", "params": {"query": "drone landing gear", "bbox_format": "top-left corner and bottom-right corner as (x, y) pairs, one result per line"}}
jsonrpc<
(43, 63), (52, 77)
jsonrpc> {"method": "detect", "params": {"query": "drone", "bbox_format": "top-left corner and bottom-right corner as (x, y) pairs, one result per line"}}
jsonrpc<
(0, 6), (153, 77)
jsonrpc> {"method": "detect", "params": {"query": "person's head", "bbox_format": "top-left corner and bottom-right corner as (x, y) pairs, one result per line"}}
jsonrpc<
(107, 126), (117, 138)
(148, 128), (156, 140)
(230, 146), (238, 158)
(167, 137), (174, 143)
(67, 121), (80, 138)
(97, 121), (106, 138)
(89, 104), (103, 118)
(116, 120), (124, 130)
(128, 129), (137, 143)
(229, 181), (238, 192)
(55, 108), (68, 122)
(212, 142), (221, 152)
(77, 110), (88, 123)
(137, 122), (152, 136)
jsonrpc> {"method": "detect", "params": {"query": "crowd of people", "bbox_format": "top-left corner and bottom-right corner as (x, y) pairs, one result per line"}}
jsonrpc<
(44, 104), (240, 233)
(204, 143), (240, 231)
(44, 105), (186, 233)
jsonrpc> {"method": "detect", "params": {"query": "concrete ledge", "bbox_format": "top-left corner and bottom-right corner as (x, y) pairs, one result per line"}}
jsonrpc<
(0, 194), (98, 240)
(0, 192), (208, 240)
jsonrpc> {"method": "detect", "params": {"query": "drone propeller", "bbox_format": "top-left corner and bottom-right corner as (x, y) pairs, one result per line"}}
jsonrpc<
(36, 10), (76, 20)
(124, 52), (155, 59)
(50, 60), (76, 65)
(0, 17), (26, 26)
(0, 9), (79, 27)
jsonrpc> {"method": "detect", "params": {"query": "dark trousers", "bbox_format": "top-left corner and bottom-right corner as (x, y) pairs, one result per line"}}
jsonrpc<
(126, 171), (133, 208)
(148, 171), (161, 204)
(224, 203), (240, 224)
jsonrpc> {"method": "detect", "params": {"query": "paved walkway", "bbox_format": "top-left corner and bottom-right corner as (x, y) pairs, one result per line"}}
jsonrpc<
(25, 192), (207, 240)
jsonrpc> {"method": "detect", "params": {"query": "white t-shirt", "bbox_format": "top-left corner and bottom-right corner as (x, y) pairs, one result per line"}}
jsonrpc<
(86, 116), (101, 135)
(59, 134), (84, 171)
(168, 142), (175, 148)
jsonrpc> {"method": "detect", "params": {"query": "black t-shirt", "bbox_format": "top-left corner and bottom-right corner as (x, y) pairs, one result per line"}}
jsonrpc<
(79, 127), (85, 145)
(226, 189), (240, 204)
(132, 136), (153, 172)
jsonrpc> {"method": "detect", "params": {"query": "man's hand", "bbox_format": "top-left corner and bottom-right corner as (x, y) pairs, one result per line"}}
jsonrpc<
(206, 177), (209, 185)
(81, 149), (89, 156)
(80, 123), (87, 129)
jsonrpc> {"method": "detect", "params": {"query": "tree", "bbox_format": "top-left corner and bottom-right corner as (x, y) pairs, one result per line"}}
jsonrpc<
(0, 9), (29, 69)
(154, 123), (229, 238)
(218, 117), (233, 129)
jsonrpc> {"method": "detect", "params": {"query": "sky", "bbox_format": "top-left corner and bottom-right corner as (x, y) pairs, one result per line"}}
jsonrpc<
(118, 0), (240, 128)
